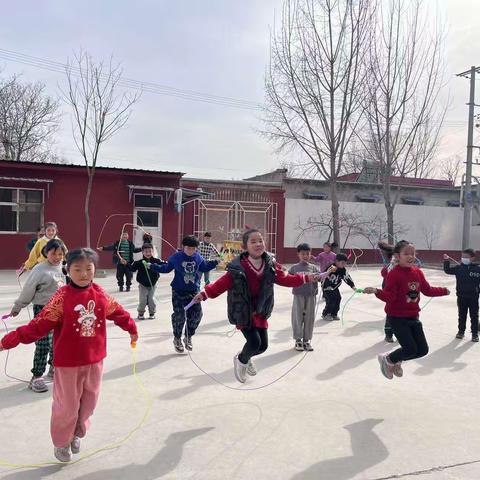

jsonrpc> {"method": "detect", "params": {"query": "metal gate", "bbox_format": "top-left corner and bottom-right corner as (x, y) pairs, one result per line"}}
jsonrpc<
(193, 199), (278, 254)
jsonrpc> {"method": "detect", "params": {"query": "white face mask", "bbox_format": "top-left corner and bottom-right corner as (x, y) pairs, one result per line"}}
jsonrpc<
(461, 258), (471, 265)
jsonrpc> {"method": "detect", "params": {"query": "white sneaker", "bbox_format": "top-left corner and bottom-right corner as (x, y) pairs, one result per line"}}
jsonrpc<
(29, 376), (48, 393)
(71, 436), (81, 454)
(233, 354), (247, 383)
(54, 446), (72, 463)
(294, 339), (304, 351)
(303, 341), (314, 351)
(246, 359), (257, 376)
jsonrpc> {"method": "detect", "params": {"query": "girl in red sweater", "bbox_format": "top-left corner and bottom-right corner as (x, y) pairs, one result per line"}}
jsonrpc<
(0, 248), (138, 463)
(193, 229), (320, 384)
(364, 240), (449, 379)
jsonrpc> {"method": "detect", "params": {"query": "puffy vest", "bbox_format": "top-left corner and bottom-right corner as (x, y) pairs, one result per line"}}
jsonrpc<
(226, 252), (276, 328)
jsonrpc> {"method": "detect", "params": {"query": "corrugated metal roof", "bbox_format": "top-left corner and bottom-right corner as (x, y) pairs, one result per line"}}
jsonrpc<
(0, 159), (184, 176)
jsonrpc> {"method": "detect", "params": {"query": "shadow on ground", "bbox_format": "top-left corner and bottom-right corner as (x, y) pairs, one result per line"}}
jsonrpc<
(290, 419), (388, 480)
(0, 428), (214, 480)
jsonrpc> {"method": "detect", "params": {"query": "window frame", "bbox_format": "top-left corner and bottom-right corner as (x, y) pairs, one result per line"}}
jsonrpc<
(0, 186), (44, 234)
(133, 193), (163, 209)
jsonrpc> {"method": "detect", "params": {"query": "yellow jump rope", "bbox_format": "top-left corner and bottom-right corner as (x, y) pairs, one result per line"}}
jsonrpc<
(0, 334), (152, 470)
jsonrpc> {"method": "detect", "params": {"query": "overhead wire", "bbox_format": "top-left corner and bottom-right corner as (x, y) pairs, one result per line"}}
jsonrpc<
(0, 48), (262, 111)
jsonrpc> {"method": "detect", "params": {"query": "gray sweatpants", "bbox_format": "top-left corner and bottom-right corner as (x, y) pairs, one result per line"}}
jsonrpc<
(138, 284), (156, 315)
(291, 294), (316, 341)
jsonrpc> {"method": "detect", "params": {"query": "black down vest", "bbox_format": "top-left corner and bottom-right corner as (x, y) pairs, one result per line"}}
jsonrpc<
(226, 252), (276, 328)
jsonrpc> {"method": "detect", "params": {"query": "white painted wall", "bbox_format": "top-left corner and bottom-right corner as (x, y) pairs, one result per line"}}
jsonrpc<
(284, 199), (480, 249)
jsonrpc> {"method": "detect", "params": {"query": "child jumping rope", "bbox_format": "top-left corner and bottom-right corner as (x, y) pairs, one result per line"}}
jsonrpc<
(0, 248), (138, 462)
(9, 239), (67, 392)
(149, 235), (218, 353)
(193, 229), (321, 384)
(364, 240), (450, 379)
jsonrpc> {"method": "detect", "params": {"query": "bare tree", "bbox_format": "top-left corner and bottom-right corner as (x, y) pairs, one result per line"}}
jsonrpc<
(439, 154), (462, 185)
(294, 210), (408, 249)
(0, 75), (60, 162)
(361, 0), (445, 240)
(61, 51), (140, 247)
(421, 223), (438, 250)
(263, 0), (373, 245)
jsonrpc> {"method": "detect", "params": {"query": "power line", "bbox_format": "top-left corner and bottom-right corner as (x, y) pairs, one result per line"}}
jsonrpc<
(0, 48), (263, 111)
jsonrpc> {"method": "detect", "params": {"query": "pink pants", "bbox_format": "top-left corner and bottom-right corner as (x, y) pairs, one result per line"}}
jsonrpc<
(50, 361), (103, 448)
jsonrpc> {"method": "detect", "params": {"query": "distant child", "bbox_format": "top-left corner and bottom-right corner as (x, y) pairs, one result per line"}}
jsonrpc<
(378, 241), (398, 343)
(148, 235), (218, 353)
(443, 249), (480, 342)
(364, 240), (449, 379)
(0, 248), (138, 463)
(142, 233), (159, 258)
(98, 231), (141, 292)
(322, 253), (355, 321)
(289, 243), (327, 351)
(26, 226), (45, 252)
(193, 229), (321, 383)
(314, 242), (338, 272)
(10, 239), (67, 393)
(198, 232), (221, 286)
(23, 222), (67, 271)
(129, 243), (167, 320)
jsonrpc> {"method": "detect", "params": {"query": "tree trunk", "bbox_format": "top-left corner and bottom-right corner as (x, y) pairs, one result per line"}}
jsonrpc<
(386, 203), (394, 243)
(84, 173), (94, 248)
(330, 179), (341, 246)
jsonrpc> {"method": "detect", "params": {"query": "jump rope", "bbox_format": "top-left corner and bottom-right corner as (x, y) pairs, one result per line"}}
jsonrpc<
(0, 313), (152, 469)
(0, 221), (452, 467)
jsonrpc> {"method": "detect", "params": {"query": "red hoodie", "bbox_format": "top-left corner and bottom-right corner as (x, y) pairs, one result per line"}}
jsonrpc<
(375, 265), (448, 318)
(1, 283), (137, 367)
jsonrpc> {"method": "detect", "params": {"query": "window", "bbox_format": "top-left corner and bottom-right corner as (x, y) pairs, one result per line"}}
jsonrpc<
(401, 196), (424, 205)
(303, 191), (328, 200)
(355, 194), (381, 203)
(0, 188), (43, 233)
(134, 194), (163, 208)
(136, 210), (159, 227)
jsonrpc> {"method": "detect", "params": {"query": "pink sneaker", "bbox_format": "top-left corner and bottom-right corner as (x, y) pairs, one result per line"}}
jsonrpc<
(392, 362), (403, 377)
(377, 354), (393, 379)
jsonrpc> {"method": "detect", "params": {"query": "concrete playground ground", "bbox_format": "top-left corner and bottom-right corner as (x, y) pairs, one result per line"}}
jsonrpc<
(0, 266), (479, 480)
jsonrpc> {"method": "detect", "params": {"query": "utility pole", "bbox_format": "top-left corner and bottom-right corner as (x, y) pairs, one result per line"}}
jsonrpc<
(457, 66), (480, 249)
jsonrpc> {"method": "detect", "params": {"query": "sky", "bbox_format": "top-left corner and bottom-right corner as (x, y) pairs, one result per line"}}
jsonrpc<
(1, 0), (479, 180)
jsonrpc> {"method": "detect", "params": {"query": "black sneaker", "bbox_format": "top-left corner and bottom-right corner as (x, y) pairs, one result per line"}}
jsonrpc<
(456, 331), (465, 339)
(183, 336), (193, 351)
(472, 335), (479, 343)
(384, 335), (394, 343)
(119, 286), (124, 292)
(126, 286), (131, 292)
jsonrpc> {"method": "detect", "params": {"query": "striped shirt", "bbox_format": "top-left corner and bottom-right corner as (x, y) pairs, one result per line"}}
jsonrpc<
(119, 240), (131, 262)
